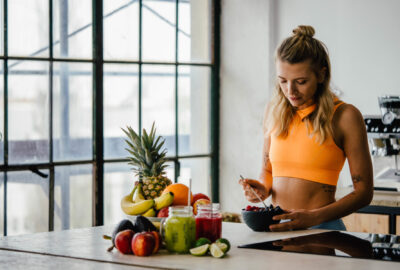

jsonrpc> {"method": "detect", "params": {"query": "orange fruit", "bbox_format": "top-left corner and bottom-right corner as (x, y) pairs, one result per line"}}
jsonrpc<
(193, 199), (211, 215)
(162, 183), (193, 206)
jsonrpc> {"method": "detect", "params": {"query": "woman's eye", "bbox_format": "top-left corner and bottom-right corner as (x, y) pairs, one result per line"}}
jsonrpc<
(297, 80), (306, 85)
(280, 80), (287, 84)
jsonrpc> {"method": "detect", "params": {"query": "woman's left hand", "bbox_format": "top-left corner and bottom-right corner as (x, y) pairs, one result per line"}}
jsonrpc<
(269, 209), (320, 231)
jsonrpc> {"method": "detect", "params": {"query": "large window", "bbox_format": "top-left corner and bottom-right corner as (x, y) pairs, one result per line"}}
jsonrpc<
(0, 0), (219, 236)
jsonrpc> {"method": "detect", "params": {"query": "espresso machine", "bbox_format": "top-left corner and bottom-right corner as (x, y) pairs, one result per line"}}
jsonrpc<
(364, 96), (400, 191)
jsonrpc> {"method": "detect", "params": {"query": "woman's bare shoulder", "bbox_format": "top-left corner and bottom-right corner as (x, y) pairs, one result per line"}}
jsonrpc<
(334, 103), (365, 132)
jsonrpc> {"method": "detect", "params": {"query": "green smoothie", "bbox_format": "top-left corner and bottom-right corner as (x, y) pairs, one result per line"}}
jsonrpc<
(164, 215), (196, 254)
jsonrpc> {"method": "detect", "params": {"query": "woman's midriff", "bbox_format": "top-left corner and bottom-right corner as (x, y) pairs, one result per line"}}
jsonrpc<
(271, 177), (336, 210)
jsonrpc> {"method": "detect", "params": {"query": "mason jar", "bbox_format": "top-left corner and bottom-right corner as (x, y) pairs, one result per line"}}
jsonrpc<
(195, 203), (222, 242)
(161, 206), (196, 254)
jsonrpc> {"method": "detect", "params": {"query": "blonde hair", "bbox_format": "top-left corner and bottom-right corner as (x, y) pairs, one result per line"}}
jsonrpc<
(265, 25), (336, 144)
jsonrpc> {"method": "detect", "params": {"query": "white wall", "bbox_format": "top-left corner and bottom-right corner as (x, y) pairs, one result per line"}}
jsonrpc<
(220, 0), (400, 212)
(220, 0), (274, 212)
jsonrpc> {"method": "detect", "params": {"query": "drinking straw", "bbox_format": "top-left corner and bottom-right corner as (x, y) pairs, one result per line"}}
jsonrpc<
(188, 178), (192, 212)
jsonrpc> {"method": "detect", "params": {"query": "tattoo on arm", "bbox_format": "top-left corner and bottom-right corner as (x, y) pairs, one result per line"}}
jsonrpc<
(322, 185), (336, 193)
(352, 175), (362, 184)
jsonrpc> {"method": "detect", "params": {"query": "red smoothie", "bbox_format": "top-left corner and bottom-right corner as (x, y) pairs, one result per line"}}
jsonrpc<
(195, 216), (222, 242)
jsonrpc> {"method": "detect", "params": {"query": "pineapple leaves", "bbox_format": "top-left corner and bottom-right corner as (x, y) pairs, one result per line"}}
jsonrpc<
(121, 122), (168, 178)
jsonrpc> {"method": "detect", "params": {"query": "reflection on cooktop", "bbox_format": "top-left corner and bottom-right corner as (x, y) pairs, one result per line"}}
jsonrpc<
(238, 231), (400, 262)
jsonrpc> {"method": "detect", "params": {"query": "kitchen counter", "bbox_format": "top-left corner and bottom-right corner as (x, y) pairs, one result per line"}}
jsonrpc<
(0, 222), (399, 270)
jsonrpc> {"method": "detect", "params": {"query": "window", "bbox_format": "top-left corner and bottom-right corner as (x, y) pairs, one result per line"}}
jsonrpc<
(0, 0), (219, 236)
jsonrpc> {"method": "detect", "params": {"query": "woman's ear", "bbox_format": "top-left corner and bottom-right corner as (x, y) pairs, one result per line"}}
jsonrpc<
(317, 67), (327, 83)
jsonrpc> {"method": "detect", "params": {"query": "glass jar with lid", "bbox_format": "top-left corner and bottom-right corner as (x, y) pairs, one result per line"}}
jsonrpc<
(195, 203), (222, 242)
(161, 206), (196, 254)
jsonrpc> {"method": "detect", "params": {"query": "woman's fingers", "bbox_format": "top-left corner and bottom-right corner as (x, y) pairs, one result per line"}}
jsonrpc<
(244, 190), (258, 201)
(269, 220), (295, 231)
(239, 178), (266, 202)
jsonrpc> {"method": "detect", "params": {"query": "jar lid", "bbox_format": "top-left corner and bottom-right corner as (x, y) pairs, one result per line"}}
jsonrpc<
(197, 203), (220, 211)
(168, 206), (193, 216)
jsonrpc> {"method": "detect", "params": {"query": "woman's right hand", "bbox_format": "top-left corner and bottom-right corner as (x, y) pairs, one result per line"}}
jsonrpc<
(239, 178), (269, 203)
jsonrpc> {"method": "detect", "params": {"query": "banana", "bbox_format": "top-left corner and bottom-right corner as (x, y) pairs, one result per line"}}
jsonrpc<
(142, 208), (156, 217)
(132, 182), (146, 203)
(154, 191), (174, 210)
(121, 195), (155, 216)
(127, 185), (137, 201)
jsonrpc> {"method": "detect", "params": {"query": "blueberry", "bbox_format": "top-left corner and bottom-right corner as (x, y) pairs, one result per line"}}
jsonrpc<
(273, 206), (284, 215)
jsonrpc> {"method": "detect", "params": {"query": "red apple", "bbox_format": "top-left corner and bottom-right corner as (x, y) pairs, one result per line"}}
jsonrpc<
(115, 229), (135, 254)
(131, 232), (155, 256)
(157, 207), (169, 218)
(192, 193), (210, 205)
(150, 231), (161, 254)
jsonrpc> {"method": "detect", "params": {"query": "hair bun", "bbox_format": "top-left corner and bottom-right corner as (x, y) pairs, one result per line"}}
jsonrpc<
(293, 25), (315, 38)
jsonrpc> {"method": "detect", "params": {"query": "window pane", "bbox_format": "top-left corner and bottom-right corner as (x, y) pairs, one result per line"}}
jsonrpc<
(0, 1), (3, 56)
(0, 173), (3, 236)
(8, 60), (49, 164)
(179, 157), (210, 196)
(178, 66), (210, 155)
(53, 0), (92, 59)
(53, 62), (92, 161)
(9, 0), (49, 57)
(142, 0), (176, 62)
(104, 161), (174, 225)
(7, 170), (49, 236)
(104, 64), (139, 159)
(104, 162), (135, 225)
(0, 60), (3, 164)
(142, 65), (175, 156)
(178, 0), (212, 63)
(104, 0), (139, 60)
(54, 165), (92, 231)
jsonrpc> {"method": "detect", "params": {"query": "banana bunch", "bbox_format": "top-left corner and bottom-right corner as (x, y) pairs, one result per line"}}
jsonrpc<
(121, 183), (174, 217)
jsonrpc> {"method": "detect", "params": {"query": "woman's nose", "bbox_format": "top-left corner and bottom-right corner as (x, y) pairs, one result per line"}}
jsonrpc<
(287, 82), (296, 95)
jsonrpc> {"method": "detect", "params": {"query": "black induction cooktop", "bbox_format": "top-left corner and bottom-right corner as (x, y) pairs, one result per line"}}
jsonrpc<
(238, 231), (400, 262)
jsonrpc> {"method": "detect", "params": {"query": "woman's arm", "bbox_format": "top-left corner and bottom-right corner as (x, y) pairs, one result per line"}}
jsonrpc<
(259, 135), (273, 195)
(270, 104), (373, 231)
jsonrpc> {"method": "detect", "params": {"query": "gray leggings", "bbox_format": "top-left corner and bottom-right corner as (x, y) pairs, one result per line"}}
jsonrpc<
(311, 219), (347, 231)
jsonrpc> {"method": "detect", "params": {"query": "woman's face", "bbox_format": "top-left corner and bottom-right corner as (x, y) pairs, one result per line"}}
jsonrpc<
(276, 59), (324, 110)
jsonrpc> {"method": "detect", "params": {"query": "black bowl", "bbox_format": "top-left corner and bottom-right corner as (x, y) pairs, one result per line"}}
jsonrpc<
(241, 209), (280, 232)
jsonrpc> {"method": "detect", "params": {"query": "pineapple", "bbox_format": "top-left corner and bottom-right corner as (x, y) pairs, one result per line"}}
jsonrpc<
(122, 123), (172, 199)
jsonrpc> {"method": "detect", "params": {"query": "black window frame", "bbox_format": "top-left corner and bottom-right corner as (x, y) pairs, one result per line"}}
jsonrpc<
(0, 0), (220, 236)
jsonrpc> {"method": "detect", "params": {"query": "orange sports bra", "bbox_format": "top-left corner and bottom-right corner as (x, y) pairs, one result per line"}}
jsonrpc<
(269, 101), (346, 186)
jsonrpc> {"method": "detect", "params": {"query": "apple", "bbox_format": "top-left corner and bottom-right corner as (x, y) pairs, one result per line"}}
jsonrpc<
(150, 231), (161, 254)
(193, 198), (211, 215)
(131, 231), (155, 256)
(192, 193), (210, 205)
(157, 207), (169, 218)
(115, 229), (135, 254)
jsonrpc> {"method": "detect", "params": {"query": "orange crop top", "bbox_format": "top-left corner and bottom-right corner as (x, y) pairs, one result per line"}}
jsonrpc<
(269, 101), (346, 186)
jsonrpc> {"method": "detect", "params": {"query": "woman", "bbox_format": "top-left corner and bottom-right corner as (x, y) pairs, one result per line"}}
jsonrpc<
(239, 25), (373, 231)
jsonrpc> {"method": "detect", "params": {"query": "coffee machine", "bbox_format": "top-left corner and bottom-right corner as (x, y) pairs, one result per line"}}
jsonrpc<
(364, 96), (400, 191)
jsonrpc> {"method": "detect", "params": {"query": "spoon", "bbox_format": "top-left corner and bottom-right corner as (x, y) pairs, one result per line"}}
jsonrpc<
(240, 175), (268, 209)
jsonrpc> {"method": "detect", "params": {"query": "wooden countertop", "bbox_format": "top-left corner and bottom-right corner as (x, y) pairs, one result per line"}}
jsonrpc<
(0, 223), (399, 269)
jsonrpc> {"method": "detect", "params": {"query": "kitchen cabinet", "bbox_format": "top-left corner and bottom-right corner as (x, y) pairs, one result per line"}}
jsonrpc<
(343, 213), (390, 234)
(397, 216), (400, 233)
(337, 188), (400, 235)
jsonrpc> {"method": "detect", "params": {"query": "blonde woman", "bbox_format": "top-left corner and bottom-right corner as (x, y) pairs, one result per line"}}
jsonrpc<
(239, 25), (373, 231)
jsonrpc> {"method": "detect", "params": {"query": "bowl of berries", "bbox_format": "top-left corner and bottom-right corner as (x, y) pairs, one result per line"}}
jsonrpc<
(241, 205), (284, 232)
